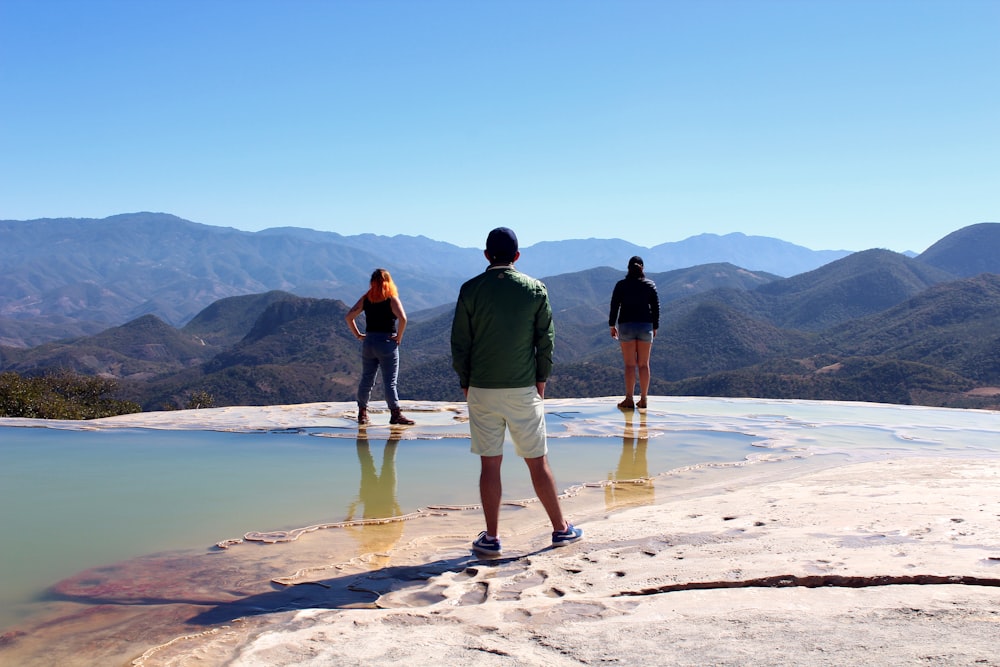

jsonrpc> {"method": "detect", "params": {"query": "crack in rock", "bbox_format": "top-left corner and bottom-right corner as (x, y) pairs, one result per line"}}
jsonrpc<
(614, 574), (1000, 596)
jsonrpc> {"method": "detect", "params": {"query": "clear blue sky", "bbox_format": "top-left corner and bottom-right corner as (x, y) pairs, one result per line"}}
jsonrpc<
(2, 0), (997, 253)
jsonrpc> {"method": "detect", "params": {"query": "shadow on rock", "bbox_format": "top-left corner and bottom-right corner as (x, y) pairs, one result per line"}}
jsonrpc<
(186, 555), (482, 625)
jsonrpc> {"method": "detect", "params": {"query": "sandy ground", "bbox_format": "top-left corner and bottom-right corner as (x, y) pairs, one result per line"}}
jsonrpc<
(122, 457), (1000, 667)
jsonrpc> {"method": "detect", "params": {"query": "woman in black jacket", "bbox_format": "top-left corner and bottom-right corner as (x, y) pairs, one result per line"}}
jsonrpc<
(608, 256), (659, 409)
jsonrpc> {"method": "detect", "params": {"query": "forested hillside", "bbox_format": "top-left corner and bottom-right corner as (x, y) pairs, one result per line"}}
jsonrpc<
(1, 212), (851, 347)
(2, 221), (999, 413)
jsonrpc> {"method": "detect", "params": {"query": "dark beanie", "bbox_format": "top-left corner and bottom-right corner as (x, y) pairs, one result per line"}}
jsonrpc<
(486, 227), (519, 262)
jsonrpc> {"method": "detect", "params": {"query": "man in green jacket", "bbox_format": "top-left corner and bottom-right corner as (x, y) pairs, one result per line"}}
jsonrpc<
(451, 227), (583, 557)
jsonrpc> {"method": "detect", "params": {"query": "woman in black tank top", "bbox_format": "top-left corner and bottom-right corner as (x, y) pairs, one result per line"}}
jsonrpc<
(345, 268), (415, 426)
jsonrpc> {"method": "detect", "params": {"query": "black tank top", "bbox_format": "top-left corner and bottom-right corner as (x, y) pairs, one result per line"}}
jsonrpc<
(363, 297), (396, 333)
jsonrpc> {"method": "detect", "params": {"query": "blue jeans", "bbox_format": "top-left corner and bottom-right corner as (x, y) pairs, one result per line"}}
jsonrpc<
(357, 334), (400, 410)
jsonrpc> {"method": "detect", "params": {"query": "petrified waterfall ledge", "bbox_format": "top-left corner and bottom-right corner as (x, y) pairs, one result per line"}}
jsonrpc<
(2, 397), (999, 667)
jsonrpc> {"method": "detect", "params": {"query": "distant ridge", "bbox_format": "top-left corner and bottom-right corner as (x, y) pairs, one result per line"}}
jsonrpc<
(753, 249), (955, 330)
(1, 212), (861, 346)
(917, 222), (1000, 277)
(515, 232), (850, 278)
(658, 249), (955, 333)
(652, 231), (851, 275)
(3, 236), (1000, 410)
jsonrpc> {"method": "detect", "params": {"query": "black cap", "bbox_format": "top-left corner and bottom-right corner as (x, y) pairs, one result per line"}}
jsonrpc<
(486, 227), (518, 263)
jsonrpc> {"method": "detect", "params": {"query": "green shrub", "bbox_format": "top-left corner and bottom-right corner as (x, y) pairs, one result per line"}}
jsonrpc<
(185, 391), (216, 410)
(0, 371), (142, 419)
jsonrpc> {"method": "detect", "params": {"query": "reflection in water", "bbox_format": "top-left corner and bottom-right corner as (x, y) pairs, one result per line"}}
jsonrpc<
(346, 437), (405, 566)
(605, 409), (655, 509)
(5, 398), (1000, 665)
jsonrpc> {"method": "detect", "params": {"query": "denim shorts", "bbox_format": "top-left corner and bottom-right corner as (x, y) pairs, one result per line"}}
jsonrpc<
(617, 322), (654, 342)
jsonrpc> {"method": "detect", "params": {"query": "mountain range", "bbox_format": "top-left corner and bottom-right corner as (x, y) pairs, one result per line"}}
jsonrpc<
(0, 212), (852, 347)
(1, 215), (999, 411)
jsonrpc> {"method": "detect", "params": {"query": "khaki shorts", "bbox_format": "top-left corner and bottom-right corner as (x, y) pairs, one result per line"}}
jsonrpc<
(467, 386), (547, 459)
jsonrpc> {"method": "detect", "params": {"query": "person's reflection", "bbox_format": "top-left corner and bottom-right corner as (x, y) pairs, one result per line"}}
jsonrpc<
(605, 409), (655, 509)
(346, 437), (404, 567)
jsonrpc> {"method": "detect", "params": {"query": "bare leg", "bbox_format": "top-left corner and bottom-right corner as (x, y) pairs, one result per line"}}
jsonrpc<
(636, 340), (652, 406)
(619, 340), (638, 406)
(479, 455), (503, 537)
(524, 455), (568, 533)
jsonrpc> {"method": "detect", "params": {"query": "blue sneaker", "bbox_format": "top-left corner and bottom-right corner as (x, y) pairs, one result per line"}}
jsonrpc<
(551, 524), (583, 547)
(472, 531), (502, 556)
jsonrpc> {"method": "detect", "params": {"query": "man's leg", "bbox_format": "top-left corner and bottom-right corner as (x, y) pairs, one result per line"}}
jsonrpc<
(480, 455), (503, 538)
(524, 455), (568, 533)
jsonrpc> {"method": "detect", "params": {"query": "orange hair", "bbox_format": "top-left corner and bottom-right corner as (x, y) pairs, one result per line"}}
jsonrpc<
(366, 268), (398, 302)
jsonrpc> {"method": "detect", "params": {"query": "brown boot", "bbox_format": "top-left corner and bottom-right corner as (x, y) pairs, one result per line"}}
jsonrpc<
(357, 406), (369, 425)
(389, 409), (414, 425)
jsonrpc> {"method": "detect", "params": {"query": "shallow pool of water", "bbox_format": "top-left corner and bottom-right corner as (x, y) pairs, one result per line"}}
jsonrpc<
(3, 395), (999, 635)
(0, 425), (753, 630)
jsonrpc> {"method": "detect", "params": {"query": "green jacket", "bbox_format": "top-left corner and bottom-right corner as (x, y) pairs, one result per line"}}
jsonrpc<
(451, 266), (555, 389)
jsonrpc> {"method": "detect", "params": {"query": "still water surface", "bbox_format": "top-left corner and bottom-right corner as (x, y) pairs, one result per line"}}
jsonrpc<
(0, 425), (753, 631)
(6, 395), (1000, 635)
